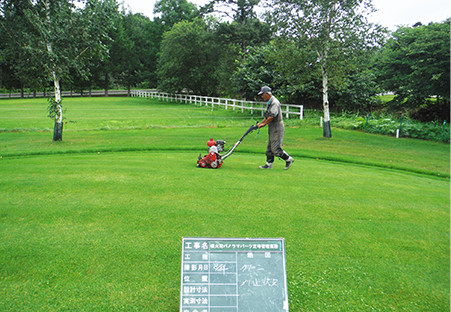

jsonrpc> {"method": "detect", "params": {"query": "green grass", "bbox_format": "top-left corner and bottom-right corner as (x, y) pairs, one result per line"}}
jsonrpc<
(0, 97), (255, 131)
(1, 98), (449, 177)
(0, 97), (449, 311)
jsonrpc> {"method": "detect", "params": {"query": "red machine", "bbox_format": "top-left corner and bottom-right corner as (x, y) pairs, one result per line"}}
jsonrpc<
(197, 139), (225, 169)
(197, 150), (223, 168)
(197, 124), (258, 169)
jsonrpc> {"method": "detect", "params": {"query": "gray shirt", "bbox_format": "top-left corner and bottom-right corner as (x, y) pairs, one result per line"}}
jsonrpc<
(265, 96), (284, 131)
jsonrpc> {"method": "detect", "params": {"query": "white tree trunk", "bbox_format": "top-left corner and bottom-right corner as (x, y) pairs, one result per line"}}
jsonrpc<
(48, 48), (63, 141)
(44, 0), (61, 107)
(52, 71), (61, 105)
(321, 65), (332, 138)
(44, 0), (63, 141)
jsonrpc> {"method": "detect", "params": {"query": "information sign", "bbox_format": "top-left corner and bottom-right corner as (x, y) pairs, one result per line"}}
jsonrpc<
(180, 237), (289, 312)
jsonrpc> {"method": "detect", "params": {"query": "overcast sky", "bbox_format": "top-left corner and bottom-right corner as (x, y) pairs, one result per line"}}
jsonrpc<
(120, 0), (450, 30)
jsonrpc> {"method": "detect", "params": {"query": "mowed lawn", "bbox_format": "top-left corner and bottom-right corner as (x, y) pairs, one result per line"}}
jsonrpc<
(0, 97), (449, 311)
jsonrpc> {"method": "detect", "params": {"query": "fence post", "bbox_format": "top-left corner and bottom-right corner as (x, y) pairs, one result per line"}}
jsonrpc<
(364, 114), (369, 132)
(286, 105), (290, 119)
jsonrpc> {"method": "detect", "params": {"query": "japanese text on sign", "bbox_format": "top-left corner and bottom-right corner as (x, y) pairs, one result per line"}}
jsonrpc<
(180, 237), (289, 312)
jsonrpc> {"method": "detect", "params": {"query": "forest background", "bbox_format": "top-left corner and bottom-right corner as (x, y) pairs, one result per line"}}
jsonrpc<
(0, 0), (449, 123)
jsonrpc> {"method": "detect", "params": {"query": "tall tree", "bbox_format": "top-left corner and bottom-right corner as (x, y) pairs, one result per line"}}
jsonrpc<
(375, 20), (450, 121)
(0, 0), (46, 96)
(158, 18), (221, 95)
(110, 13), (162, 95)
(271, 0), (383, 137)
(1, 0), (117, 141)
(201, 0), (260, 22)
(153, 0), (198, 30)
(232, 40), (322, 102)
(202, 0), (270, 53)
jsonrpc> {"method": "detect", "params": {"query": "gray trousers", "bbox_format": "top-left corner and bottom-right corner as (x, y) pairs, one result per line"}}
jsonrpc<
(266, 123), (289, 163)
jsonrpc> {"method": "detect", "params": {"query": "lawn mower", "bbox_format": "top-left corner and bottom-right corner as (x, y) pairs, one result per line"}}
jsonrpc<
(197, 124), (259, 169)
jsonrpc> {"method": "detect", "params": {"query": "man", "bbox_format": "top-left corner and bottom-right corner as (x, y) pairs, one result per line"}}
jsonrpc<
(257, 86), (294, 170)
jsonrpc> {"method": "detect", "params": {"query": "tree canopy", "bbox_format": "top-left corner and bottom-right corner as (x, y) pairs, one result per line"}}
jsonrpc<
(375, 20), (450, 121)
(1, 0), (449, 123)
(269, 0), (385, 136)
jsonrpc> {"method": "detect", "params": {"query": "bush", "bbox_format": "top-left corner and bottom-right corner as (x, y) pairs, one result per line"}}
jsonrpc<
(331, 113), (450, 142)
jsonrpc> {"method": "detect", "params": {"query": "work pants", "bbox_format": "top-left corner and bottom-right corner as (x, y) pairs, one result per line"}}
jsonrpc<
(265, 123), (289, 163)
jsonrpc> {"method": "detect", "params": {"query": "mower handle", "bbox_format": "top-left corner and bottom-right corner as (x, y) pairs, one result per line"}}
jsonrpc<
(221, 123), (259, 160)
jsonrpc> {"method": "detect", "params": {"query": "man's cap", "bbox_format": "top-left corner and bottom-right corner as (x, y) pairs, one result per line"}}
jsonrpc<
(258, 86), (272, 95)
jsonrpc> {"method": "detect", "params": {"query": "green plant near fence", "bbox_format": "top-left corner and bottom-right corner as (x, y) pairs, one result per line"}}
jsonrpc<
(331, 113), (450, 143)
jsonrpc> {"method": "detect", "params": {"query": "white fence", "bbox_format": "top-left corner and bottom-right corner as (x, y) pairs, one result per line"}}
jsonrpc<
(0, 90), (130, 99)
(131, 90), (303, 120)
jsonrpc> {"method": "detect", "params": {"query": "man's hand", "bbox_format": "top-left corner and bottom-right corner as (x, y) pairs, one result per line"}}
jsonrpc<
(257, 116), (274, 128)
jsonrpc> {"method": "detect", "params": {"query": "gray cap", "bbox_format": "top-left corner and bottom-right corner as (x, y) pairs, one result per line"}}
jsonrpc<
(258, 86), (272, 95)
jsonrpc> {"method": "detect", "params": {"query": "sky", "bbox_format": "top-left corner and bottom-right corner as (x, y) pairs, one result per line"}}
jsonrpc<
(120, 0), (450, 30)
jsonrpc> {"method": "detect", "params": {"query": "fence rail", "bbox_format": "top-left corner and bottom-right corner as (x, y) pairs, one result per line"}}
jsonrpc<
(132, 90), (303, 120)
(0, 90), (132, 99)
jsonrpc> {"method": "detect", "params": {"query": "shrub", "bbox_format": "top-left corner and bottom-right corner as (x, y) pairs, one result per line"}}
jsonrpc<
(331, 113), (450, 142)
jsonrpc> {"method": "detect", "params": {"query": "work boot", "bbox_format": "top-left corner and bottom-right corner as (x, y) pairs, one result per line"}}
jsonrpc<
(259, 162), (273, 169)
(284, 156), (294, 170)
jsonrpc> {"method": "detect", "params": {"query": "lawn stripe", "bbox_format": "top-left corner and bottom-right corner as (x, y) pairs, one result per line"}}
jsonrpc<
(1, 147), (448, 179)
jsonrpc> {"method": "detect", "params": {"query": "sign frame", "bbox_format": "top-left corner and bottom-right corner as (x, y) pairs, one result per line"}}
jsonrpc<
(180, 237), (289, 312)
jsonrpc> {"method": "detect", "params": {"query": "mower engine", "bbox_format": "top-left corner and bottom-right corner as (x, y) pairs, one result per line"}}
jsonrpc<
(197, 139), (226, 169)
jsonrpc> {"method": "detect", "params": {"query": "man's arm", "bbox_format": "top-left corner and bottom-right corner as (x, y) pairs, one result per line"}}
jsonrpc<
(257, 116), (274, 128)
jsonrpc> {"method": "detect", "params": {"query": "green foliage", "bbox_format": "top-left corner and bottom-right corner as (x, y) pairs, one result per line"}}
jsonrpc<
(233, 39), (383, 111)
(0, 0), (119, 93)
(201, 0), (261, 23)
(158, 18), (221, 95)
(232, 46), (277, 99)
(375, 20), (450, 121)
(46, 97), (62, 120)
(157, 0), (273, 96)
(0, 0), (47, 91)
(330, 63), (383, 112)
(270, 1), (385, 87)
(110, 13), (162, 92)
(1, 0), (449, 124)
(203, 0), (271, 52)
(242, 0), (387, 120)
(332, 113), (450, 142)
(154, 0), (199, 30)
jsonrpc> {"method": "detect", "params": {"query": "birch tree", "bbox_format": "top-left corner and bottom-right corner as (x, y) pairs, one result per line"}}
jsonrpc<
(1, 0), (117, 141)
(271, 0), (382, 137)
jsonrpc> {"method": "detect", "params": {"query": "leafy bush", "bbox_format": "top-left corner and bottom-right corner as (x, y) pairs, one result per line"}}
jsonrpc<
(332, 113), (450, 142)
